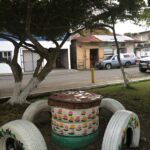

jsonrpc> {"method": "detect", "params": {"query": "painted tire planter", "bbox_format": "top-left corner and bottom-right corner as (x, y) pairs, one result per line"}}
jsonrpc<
(52, 116), (99, 136)
(102, 110), (140, 150)
(51, 129), (99, 149)
(48, 91), (102, 148)
(51, 106), (99, 123)
(100, 98), (125, 113)
(22, 100), (50, 122)
(0, 120), (47, 150)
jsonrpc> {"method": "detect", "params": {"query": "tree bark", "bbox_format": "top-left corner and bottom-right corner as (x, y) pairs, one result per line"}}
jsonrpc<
(8, 82), (22, 104)
(112, 23), (129, 88)
(18, 77), (40, 104)
(8, 64), (23, 104)
(8, 54), (56, 104)
(8, 77), (40, 104)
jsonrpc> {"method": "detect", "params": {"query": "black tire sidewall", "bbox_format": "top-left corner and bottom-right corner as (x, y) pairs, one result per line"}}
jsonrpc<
(139, 67), (147, 73)
(125, 62), (131, 68)
(105, 64), (111, 70)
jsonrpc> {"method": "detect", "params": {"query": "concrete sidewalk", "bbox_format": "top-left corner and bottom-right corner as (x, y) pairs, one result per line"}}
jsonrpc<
(29, 75), (150, 97)
(0, 71), (150, 101)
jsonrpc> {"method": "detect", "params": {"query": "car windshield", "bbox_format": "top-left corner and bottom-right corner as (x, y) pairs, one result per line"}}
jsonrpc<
(104, 55), (113, 60)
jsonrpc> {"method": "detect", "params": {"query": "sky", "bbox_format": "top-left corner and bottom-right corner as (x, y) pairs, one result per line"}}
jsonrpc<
(115, 0), (150, 35)
(115, 21), (150, 35)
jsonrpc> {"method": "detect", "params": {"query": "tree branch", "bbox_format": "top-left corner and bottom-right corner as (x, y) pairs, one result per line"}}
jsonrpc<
(25, 0), (47, 54)
(37, 61), (53, 82)
(87, 23), (113, 30)
(23, 41), (36, 49)
(27, 34), (48, 54)
(51, 39), (59, 48)
(21, 45), (38, 53)
(59, 32), (71, 49)
(33, 58), (43, 77)
(0, 33), (18, 47)
(12, 41), (24, 63)
(0, 33), (20, 40)
(25, 0), (32, 35)
(10, 63), (23, 82)
(70, 27), (85, 36)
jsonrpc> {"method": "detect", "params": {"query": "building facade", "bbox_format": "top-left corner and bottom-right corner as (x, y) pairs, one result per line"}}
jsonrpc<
(71, 35), (136, 70)
(0, 39), (71, 74)
(132, 31), (150, 57)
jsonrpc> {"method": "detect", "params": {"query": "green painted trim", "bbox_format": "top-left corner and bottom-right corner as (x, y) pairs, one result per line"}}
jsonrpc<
(0, 128), (24, 150)
(51, 129), (99, 149)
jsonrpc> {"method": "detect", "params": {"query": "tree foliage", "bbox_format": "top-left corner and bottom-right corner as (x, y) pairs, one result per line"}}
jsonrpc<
(141, 2), (150, 26)
(90, 0), (145, 25)
(0, 0), (94, 39)
(79, 28), (112, 36)
(0, 0), (145, 43)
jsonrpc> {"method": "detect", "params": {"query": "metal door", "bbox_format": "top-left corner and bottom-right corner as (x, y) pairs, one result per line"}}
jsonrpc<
(23, 51), (40, 72)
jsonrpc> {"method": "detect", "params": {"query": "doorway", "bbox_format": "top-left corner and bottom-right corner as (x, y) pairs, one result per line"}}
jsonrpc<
(90, 49), (98, 68)
(56, 49), (68, 69)
(23, 50), (40, 72)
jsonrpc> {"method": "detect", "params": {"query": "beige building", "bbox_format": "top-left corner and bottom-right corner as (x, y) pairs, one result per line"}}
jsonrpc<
(71, 35), (136, 70)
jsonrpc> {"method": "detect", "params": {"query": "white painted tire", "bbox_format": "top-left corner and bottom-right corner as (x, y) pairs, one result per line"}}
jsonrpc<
(22, 100), (50, 122)
(0, 120), (47, 150)
(100, 98), (125, 113)
(102, 110), (140, 150)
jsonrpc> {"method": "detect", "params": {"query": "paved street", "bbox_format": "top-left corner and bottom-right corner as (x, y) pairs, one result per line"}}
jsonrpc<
(0, 67), (150, 98)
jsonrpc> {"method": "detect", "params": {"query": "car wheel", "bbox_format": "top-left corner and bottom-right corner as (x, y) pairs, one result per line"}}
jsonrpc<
(139, 67), (147, 73)
(125, 62), (131, 68)
(105, 64), (112, 70)
(98, 66), (102, 70)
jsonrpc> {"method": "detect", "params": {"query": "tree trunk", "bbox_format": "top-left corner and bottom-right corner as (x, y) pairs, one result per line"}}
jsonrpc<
(112, 24), (129, 88)
(8, 63), (24, 104)
(12, 77), (40, 104)
(19, 77), (40, 103)
(8, 54), (56, 104)
(119, 65), (129, 87)
(8, 82), (22, 105)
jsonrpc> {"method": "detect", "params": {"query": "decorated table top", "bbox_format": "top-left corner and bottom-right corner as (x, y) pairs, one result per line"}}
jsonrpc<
(48, 91), (102, 109)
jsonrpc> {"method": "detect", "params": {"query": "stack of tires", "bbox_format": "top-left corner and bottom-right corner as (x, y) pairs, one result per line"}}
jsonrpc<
(50, 106), (100, 149)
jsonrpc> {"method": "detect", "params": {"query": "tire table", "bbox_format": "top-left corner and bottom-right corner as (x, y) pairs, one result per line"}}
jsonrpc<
(48, 91), (102, 149)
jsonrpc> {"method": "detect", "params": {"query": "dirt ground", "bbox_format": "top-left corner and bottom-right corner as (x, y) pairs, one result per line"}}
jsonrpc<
(0, 102), (149, 150)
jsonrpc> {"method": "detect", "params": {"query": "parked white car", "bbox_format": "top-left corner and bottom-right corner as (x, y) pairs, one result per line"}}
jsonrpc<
(95, 53), (136, 70)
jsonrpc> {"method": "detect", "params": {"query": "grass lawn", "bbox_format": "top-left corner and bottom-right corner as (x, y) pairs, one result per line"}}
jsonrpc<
(87, 80), (150, 149)
(88, 80), (150, 114)
(0, 80), (150, 149)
